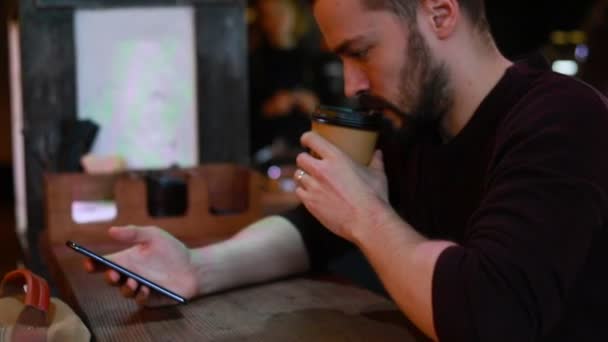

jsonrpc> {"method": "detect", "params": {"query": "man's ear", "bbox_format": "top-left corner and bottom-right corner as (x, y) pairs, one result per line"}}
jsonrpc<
(419, 0), (460, 40)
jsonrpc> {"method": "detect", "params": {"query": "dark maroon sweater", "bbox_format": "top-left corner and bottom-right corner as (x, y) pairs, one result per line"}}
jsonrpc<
(282, 59), (608, 341)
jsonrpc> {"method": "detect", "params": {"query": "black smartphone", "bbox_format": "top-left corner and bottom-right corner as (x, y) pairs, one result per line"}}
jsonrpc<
(66, 240), (187, 304)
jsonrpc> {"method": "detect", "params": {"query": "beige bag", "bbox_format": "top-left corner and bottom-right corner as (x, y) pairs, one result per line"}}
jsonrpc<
(0, 269), (90, 342)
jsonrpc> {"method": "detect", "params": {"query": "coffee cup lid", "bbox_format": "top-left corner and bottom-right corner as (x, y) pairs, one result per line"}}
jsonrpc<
(311, 105), (382, 131)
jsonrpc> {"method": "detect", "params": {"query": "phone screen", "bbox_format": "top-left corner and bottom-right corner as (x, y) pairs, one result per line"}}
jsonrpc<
(66, 240), (187, 304)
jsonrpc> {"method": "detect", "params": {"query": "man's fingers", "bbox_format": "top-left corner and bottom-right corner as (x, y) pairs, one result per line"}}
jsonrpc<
(108, 225), (156, 245)
(296, 152), (321, 178)
(104, 270), (121, 285)
(293, 168), (320, 192)
(126, 277), (139, 292)
(83, 258), (97, 273)
(135, 286), (186, 308)
(135, 286), (151, 306)
(120, 278), (139, 298)
(300, 131), (338, 160)
(144, 293), (180, 308)
(84, 257), (117, 273)
(134, 286), (177, 308)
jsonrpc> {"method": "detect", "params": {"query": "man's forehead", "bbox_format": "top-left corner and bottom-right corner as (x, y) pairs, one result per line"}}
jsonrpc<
(313, 0), (403, 50)
(314, 0), (377, 45)
(313, 0), (368, 22)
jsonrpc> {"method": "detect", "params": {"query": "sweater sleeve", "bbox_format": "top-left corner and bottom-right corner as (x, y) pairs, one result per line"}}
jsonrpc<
(432, 81), (608, 341)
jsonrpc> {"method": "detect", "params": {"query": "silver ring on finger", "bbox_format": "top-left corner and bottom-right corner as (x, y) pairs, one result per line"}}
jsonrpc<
(295, 169), (306, 182)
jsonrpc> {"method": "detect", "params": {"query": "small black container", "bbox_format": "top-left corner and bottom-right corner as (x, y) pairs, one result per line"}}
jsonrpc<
(145, 173), (188, 217)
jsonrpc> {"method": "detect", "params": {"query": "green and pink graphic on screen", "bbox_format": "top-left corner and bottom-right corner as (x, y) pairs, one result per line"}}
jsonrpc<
(75, 7), (198, 169)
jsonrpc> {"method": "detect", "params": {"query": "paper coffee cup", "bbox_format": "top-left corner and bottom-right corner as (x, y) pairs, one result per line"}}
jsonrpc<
(311, 105), (382, 165)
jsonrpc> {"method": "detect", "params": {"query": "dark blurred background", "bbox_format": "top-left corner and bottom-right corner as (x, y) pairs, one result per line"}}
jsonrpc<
(489, 0), (595, 57)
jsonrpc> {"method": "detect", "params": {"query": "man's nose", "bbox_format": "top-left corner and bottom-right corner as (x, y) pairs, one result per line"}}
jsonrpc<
(343, 62), (370, 98)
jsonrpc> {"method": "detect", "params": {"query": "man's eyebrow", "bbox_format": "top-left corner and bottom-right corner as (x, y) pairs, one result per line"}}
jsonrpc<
(332, 35), (366, 55)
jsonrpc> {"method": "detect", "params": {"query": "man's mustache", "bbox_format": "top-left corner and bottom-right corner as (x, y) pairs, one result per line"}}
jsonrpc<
(352, 92), (408, 118)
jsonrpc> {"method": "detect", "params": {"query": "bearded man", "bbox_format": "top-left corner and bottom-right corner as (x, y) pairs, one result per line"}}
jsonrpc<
(84, 1), (608, 340)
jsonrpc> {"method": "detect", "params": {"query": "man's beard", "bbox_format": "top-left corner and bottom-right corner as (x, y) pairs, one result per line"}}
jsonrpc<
(355, 26), (453, 140)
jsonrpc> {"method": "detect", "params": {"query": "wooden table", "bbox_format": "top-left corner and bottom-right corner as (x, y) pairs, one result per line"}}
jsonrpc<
(47, 244), (428, 341)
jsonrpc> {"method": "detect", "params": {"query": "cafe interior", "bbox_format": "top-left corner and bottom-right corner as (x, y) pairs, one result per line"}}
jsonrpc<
(0, 0), (607, 340)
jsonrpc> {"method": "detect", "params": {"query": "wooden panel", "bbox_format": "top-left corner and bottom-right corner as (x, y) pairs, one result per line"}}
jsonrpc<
(44, 164), (264, 245)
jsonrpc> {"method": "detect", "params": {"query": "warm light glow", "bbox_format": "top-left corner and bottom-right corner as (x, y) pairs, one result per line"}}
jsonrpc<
(550, 30), (587, 46)
(569, 31), (587, 45)
(551, 31), (567, 45)
(552, 60), (579, 76)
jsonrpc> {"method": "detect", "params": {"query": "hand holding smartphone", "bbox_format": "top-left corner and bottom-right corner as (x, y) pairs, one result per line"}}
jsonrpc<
(67, 240), (187, 304)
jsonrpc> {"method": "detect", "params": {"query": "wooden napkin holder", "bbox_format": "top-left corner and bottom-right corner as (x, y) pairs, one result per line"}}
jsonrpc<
(43, 164), (264, 246)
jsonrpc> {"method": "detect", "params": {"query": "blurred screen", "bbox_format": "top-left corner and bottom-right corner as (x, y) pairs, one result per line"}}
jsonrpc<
(75, 7), (198, 169)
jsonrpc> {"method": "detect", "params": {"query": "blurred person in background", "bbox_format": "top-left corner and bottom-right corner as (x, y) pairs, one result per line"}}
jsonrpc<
(249, 0), (320, 165)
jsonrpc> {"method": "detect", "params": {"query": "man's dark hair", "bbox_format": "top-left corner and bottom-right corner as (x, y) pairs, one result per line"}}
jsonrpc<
(313, 0), (488, 30)
(367, 0), (487, 30)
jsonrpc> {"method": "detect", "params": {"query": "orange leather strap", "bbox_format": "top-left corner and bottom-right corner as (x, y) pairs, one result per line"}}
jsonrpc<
(1, 269), (51, 312)
(1, 269), (50, 342)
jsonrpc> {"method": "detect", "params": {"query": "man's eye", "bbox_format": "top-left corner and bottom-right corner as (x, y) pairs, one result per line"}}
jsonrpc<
(350, 48), (370, 59)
